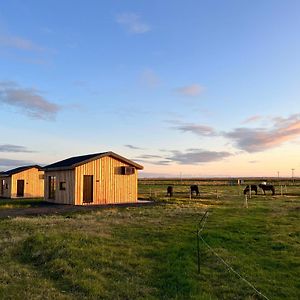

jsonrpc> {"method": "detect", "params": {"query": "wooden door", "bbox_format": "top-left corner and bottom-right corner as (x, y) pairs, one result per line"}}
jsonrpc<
(83, 175), (93, 203)
(48, 176), (56, 200)
(17, 180), (25, 197)
(0, 180), (3, 196)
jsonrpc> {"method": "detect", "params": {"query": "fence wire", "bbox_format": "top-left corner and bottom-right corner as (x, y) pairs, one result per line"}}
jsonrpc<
(198, 212), (270, 300)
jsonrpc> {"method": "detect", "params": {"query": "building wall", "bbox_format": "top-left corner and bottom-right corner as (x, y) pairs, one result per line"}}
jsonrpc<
(44, 170), (75, 204)
(74, 156), (138, 205)
(10, 168), (44, 198)
(0, 176), (11, 198)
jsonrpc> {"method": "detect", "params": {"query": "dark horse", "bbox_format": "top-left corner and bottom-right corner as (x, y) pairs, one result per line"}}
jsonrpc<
(243, 185), (258, 195)
(166, 186), (173, 197)
(190, 185), (200, 196)
(259, 184), (275, 195)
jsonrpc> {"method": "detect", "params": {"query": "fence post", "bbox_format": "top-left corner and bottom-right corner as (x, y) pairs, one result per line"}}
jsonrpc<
(281, 185), (283, 196)
(244, 194), (248, 208)
(249, 185), (252, 199)
(197, 230), (200, 274)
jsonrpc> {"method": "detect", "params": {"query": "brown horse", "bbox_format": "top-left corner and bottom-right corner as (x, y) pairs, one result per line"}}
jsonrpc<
(190, 185), (200, 196)
(243, 185), (258, 195)
(258, 184), (275, 195)
(166, 186), (173, 197)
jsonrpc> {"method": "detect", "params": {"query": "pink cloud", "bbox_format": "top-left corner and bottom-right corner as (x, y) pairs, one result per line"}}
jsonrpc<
(225, 114), (300, 152)
(242, 115), (262, 124)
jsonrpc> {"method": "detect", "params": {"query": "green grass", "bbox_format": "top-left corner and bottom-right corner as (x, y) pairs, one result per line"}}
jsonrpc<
(0, 198), (45, 209)
(0, 182), (299, 299)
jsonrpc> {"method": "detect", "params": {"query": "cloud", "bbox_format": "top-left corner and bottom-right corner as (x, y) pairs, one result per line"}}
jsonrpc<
(137, 154), (163, 159)
(172, 122), (216, 136)
(175, 84), (204, 97)
(166, 149), (232, 164)
(0, 144), (34, 153)
(0, 81), (61, 120)
(0, 158), (33, 168)
(135, 149), (231, 166)
(224, 114), (300, 152)
(133, 153), (172, 165)
(124, 144), (144, 150)
(116, 13), (150, 34)
(242, 115), (262, 124)
(134, 153), (171, 165)
(140, 69), (160, 88)
(134, 159), (171, 166)
(169, 113), (300, 153)
(0, 33), (44, 52)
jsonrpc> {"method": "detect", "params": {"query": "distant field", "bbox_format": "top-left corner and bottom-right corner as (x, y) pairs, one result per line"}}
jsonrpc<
(138, 178), (300, 200)
(0, 180), (299, 299)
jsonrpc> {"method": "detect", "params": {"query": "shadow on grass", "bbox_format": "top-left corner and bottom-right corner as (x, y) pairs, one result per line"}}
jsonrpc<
(0, 198), (46, 209)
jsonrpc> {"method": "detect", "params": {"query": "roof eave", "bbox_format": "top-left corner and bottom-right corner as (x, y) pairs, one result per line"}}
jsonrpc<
(43, 166), (75, 172)
(43, 151), (144, 171)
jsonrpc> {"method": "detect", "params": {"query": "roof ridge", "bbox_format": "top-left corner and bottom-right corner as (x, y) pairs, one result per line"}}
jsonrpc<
(43, 151), (143, 171)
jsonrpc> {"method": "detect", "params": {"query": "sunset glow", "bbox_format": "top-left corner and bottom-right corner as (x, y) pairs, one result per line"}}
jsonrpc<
(0, 1), (299, 178)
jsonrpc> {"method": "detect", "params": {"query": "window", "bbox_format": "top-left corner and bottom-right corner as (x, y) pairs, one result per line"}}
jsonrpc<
(48, 176), (56, 199)
(121, 166), (135, 175)
(59, 182), (66, 191)
(39, 174), (44, 180)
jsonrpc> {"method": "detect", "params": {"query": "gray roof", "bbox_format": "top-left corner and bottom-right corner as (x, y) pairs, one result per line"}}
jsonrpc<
(1, 165), (42, 177)
(43, 151), (143, 171)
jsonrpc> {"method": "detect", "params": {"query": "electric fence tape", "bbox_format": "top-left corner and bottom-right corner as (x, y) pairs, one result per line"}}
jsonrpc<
(198, 213), (270, 300)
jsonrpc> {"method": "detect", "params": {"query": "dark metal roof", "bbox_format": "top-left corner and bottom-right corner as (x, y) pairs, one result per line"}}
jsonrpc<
(43, 151), (143, 171)
(1, 165), (42, 177)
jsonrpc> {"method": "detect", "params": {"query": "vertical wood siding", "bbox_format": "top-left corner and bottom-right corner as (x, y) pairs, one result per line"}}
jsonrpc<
(0, 177), (12, 198)
(74, 156), (138, 205)
(8, 168), (44, 198)
(44, 170), (75, 204)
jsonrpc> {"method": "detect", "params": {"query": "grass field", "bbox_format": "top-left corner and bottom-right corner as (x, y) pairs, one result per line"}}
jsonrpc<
(0, 198), (44, 210)
(0, 180), (299, 299)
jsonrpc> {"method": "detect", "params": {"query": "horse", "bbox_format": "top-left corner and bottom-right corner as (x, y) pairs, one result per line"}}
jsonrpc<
(190, 185), (200, 196)
(258, 183), (275, 195)
(166, 186), (173, 197)
(243, 185), (258, 195)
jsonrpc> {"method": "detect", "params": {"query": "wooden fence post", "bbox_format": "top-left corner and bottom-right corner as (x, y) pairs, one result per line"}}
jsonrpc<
(244, 194), (248, 208)
(197, 230), (200, 274)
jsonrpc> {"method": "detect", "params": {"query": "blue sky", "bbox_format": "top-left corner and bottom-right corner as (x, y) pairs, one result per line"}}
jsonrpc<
(0, 0), (300, 177)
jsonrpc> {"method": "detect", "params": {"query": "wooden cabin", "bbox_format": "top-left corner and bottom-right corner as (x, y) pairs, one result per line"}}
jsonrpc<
(43, 152), (143, 205)
(0, 165), (44, 198)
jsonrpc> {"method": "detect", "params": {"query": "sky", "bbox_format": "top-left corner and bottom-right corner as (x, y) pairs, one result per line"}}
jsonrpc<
(0, 0), (300, 177)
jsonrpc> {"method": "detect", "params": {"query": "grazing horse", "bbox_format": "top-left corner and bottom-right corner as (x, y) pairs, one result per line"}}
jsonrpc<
(166, 186), (173, 197)
(259, 183), (275, 195)
(190, 185), (200, 196)
(243, 185), (258, 195)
